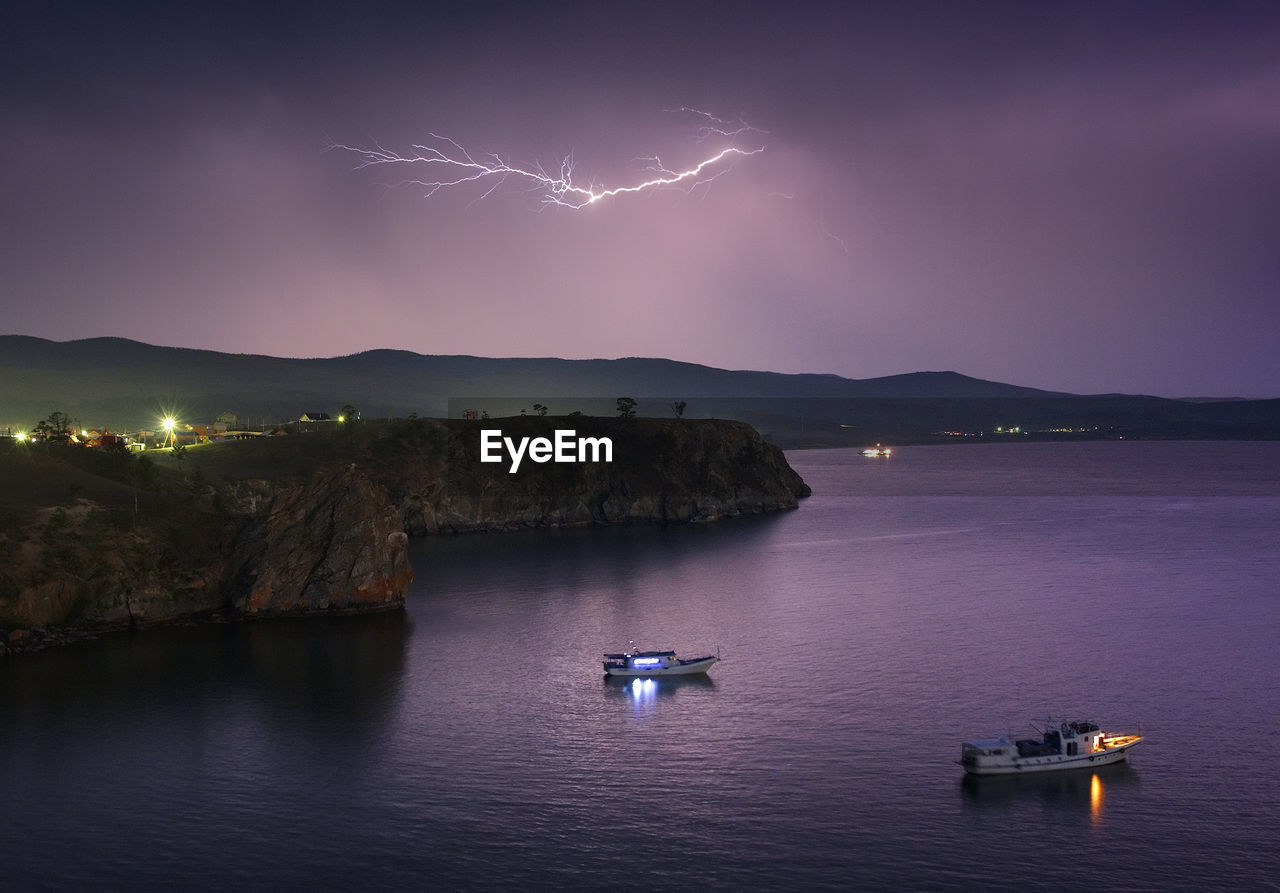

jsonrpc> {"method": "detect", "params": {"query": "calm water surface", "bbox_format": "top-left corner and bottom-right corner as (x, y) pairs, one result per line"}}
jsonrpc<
(3, 442), (1279, 890)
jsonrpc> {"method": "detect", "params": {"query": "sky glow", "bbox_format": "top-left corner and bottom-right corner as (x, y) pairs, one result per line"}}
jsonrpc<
(2, 2), (1278, 397)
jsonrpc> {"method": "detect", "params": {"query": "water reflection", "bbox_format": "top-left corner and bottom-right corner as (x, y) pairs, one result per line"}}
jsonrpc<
(1090, 771), (1103, 825)
(1, 610), (409, 747)
(959, 762), (1141, 824)
(602, 674), (716, 710)
(412, 511), (792, 608)
(234, 611), (410, 728)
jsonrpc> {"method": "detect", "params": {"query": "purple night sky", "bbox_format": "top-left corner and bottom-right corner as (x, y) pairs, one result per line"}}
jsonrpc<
(3, 1), (1277, 397)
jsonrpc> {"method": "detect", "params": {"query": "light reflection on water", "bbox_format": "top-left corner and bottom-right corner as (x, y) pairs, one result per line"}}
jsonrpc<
(958, 762), (1140, 826)
(604, 674), (718, 712)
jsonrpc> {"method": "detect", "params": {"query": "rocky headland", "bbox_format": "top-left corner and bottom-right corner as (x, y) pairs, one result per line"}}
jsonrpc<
(0, 417), (809, 652)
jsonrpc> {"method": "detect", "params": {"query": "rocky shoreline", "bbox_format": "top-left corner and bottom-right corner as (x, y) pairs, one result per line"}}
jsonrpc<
(1, 417), (809, 653)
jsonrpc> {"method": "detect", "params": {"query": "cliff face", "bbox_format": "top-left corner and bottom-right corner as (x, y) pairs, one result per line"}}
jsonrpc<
(0, 498), (230, 639)
(222, 467), (413, 617)
(0, 418), (808, 650)
(400, 417), (810, 534)
(0, 460), (415, 649)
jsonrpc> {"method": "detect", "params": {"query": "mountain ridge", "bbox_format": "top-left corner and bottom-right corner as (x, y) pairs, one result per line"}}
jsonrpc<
(5, 335), (1276, 444)
(1, 334), (1064, 391)
(0, 335), (1067, 421)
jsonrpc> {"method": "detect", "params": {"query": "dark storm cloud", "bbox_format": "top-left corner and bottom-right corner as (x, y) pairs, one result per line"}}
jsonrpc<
(2, 1), (1277, 396)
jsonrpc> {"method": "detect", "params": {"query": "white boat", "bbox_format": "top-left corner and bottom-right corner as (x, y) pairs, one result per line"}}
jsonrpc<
(602, 645), (719, 677)
(960, 720), (1142, 775)
(861, 445), (893, 457)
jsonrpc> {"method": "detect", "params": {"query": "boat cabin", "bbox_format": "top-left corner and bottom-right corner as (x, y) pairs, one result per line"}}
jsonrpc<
(965, 720), (1106, 762)
(603, 649), (678, 672)
(1027, 721), (1103, 757)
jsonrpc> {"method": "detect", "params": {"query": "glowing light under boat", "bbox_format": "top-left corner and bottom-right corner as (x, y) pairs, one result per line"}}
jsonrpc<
(629, 678), (657, 699)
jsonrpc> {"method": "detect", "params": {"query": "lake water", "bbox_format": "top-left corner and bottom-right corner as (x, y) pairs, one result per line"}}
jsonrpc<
(3, 442), (1278, 890)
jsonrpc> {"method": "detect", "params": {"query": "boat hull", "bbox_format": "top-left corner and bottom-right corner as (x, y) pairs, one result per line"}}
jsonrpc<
(603, 656), (718, 677)
(962, 740), (1140, 776)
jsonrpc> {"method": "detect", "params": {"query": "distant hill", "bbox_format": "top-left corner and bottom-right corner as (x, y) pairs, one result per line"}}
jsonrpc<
(2, 335), (1277, 444)
(0, 335), (1061, 422)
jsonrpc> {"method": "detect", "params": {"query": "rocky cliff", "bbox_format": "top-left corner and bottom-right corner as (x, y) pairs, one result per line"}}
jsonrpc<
(222, 466), (413, 617)
(0, 455), (417, 652)
(397, 417), (810, 533)
(0, 418), (808, 651)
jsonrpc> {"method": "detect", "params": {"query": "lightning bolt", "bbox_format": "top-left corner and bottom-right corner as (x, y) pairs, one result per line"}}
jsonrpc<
(673, 107), (770, 143)
(331, 114), (766, 209)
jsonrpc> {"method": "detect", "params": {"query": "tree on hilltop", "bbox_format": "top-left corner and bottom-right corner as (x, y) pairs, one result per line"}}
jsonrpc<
(35, 411), (72, 439)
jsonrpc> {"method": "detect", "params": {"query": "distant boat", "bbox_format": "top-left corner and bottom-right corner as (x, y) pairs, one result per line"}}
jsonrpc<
(861, 445), (893, 457)
(960, 720), (1142, 775)
(602, 645), (719, 677)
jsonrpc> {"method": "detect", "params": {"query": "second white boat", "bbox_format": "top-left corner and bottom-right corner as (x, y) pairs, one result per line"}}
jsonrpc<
(960, 720), (1142, 775)
(602, 646), (719, 677)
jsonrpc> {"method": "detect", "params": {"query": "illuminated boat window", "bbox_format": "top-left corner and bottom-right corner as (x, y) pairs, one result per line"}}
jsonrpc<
(632, 657), (663, 667)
